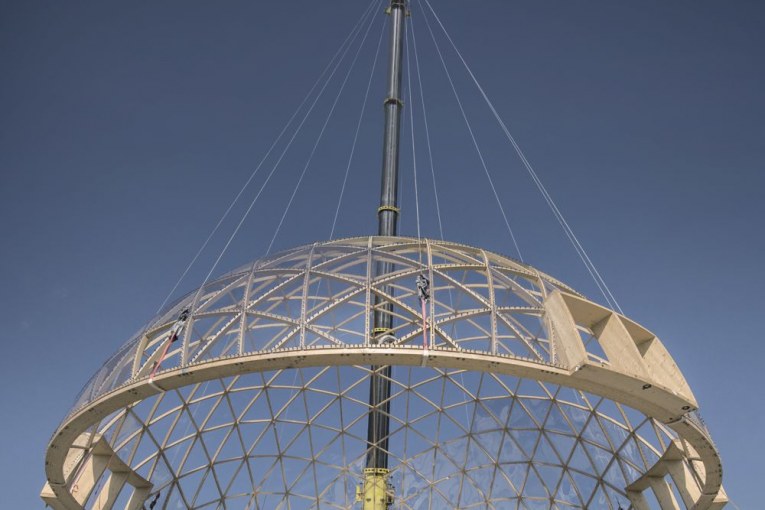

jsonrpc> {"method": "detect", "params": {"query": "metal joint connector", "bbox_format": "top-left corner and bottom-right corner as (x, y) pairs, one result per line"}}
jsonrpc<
(386, 0), (406, 14)
(377, 205), (400, 214)
(384, 97), (403, 107)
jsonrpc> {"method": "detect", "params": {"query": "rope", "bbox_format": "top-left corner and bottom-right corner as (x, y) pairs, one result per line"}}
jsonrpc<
(421, 0), (622, 313)
(418, 0), (524, 262)
(409, 13), (446, 242)
(265, 0), (382, 257)
(414, 3), (500, 411)
(330, 7), (387, 240)
(404, 13), (423, 260)
(406, 15), (429, 350)
(191, 0), (380, 300)
(154, 0), (380, 314)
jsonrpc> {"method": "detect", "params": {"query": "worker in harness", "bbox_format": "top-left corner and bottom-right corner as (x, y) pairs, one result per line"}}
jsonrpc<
(168, 308), (190, 342)
(143, 491), (160, 510)
(416, 274), (430, 349)
(150, 308), (191, 379)
(416, 274), (429, 301)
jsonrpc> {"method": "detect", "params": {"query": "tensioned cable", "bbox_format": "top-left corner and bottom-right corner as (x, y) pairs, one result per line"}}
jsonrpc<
(191, 0), (380, 299)
(404, 13), (423, 256)
(418, 1), (524, 262)
(261, 21), (382, 419)
(261, 8), (383, 427)
(264, 1), (383, 257)
(178, 5), (379, 411)
(421, 0), (622, 313)
(329, 7), (387, 240)
(318, 10), (386, 371)
(405, 10), (431, 357)
(409, 14), (445, 242)
(411, 16), (475, 420)
(415, 8), (515, 421)
(421, 1), (620, 311)
(154, 0), (379, 314)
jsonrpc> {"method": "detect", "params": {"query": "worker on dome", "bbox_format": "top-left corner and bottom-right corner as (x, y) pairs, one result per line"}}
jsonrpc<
(144, 491), (160, 510)
(416, 274), (430, 302)
(169, 308), (190, 342)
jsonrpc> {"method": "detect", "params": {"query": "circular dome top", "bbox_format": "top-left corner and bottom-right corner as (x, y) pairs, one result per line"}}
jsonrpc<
(67, 236), (580, 419)
(44, 237), (725, 510)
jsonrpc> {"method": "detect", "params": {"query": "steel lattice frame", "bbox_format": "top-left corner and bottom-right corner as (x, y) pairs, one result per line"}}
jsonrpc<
(42, 237), (726, 509)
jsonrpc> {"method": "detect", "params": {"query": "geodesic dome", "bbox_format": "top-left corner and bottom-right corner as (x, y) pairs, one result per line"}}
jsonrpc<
(42, 237), (726, 509)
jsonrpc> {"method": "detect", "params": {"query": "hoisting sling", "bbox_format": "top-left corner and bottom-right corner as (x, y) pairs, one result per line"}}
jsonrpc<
(149, 308), (190, 379)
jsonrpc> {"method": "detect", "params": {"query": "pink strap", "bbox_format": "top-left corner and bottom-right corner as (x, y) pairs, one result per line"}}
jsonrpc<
(149, 332), (177, 379)
(421, 298), (428, 348)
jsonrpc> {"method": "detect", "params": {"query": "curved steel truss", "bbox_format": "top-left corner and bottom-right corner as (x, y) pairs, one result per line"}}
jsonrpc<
(42, 237), (727, 509)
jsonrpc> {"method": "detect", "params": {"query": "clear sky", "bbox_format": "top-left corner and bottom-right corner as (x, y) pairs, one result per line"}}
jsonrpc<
(1, 1), (761, 508)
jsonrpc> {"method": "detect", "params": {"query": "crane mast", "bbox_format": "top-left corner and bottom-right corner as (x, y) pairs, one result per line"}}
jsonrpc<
(359, 0), (407, 508)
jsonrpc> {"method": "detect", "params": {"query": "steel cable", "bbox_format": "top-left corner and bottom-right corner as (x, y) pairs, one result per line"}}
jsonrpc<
(417, 0), (524, 262)
(420, 0), (622, 313)
(192, 0), (380, 301)
(330, 3), (388, 240)
(155, 0), (380, 314)
(266, 0), (385, 256)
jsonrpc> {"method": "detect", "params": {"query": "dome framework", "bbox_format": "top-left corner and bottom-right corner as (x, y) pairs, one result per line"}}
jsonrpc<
(42, 237), (726, 509)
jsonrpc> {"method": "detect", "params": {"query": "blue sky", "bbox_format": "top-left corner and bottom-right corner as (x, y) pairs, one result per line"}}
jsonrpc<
(1, 1), (762, 507)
